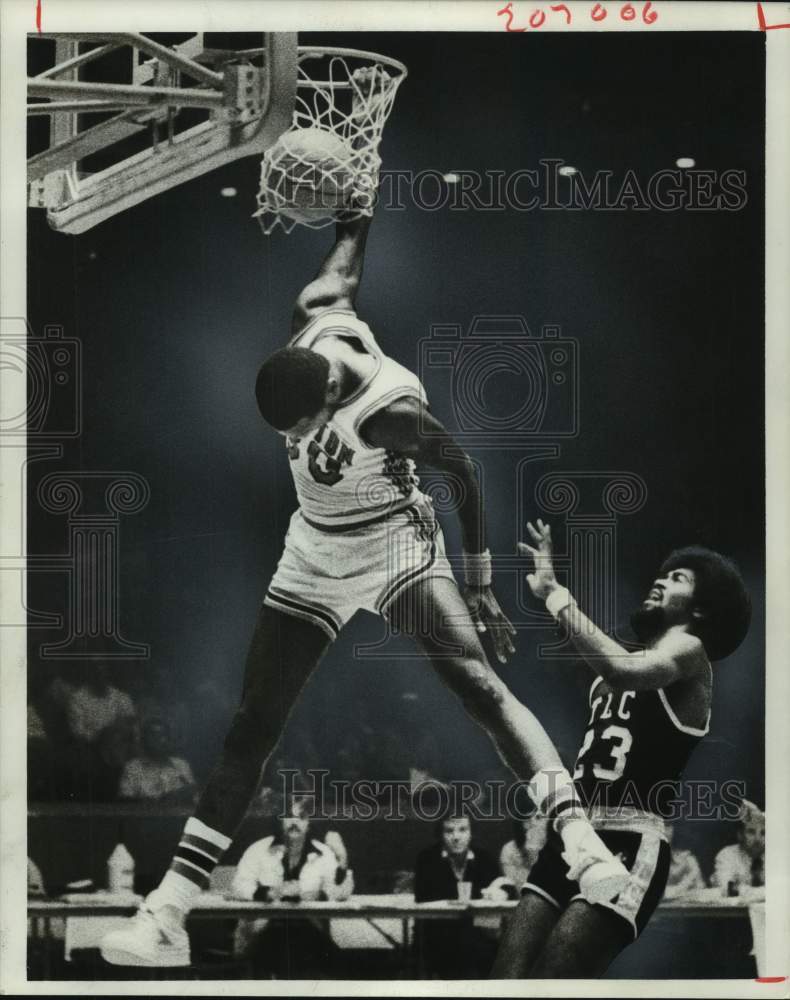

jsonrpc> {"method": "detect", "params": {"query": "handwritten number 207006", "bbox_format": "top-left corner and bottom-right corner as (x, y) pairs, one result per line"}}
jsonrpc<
(497, 2), (658, 31)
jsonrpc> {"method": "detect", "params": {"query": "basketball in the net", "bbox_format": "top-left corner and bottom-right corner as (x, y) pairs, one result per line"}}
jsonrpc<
(264, 127), (354, 225)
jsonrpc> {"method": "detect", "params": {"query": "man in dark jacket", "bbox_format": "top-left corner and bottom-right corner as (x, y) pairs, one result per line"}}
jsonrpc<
(414, 815), (501, 977)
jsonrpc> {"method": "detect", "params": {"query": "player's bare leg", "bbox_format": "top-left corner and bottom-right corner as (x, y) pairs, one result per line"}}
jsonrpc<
(491, 892), (560, 978)
(387, 576), (629, 905)
(101, 605), (330, 966)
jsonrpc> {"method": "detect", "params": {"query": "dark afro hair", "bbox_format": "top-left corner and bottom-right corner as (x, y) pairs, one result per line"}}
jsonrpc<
(659, 546), (751, 661)
(255, 347), (330, 431)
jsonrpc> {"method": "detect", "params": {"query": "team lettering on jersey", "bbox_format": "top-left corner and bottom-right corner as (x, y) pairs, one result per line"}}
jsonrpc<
(573, 687), (636, 783)
(572, 678), (708, 817)
(288, 424), (356, 487)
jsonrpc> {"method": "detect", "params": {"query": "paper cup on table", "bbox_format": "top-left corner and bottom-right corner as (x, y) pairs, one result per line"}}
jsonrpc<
(457, 881), (472, 903)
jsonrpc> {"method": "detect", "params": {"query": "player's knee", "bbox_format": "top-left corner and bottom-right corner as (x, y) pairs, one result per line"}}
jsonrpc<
(223, 700), (275, 761)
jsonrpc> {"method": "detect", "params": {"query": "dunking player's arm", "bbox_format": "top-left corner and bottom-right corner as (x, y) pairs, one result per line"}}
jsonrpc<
(521, 520), (709, 690)
(292, 214), (371, 337)
(362, 399), (484, 552)
(291, 68), (383, 334)
(361, 396), (517, 665)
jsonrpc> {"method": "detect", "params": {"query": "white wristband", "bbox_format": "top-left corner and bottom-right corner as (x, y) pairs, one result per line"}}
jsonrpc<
(463, 549), (492, 588)
(545, 586), (574, 620)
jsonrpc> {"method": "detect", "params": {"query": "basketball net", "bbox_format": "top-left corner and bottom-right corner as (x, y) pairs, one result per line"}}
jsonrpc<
(255, 48), (407, 234)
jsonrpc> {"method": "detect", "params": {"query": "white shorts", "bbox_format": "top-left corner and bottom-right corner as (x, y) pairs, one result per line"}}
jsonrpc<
(263, 495), (455, 640)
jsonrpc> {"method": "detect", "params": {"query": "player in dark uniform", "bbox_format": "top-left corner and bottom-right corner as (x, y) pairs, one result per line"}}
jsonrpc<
(493, 519), (751, 978)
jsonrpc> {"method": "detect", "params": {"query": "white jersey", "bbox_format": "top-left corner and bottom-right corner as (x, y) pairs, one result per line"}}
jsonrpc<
(286, 309), (426, 530)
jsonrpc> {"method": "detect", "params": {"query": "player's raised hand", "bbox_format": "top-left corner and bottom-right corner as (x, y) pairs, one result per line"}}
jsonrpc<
(346, 65), (391, 211)
(464, 585), (517, 664)
(351, 65), (391, 97)
(519, 519), (559, 601)
(349, 65), (392, 136)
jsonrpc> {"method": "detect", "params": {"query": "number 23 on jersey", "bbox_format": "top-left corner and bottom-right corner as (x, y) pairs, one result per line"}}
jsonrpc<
(573, 688), (635, 782)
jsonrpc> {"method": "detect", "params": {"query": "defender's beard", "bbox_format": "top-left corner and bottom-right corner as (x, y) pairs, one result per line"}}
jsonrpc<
(630, 604), (667, 645)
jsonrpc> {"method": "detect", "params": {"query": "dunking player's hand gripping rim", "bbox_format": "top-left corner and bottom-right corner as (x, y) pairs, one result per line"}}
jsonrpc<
(256, 51), (407, 234)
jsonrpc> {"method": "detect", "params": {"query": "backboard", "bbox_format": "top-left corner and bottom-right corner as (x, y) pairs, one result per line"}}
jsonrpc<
(27, 32), (298, 234)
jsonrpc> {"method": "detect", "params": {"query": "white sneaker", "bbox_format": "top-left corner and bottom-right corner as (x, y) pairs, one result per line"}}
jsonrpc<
(562, 827), (630, 905)
(100, 903), (190, 967)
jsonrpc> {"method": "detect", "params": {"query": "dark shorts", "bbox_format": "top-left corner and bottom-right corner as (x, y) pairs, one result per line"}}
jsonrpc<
(524, 828), (671, 940)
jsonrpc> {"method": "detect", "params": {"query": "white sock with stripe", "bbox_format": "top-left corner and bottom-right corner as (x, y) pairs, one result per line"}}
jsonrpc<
(528, 767), (592, 854)
(149, 817), (232, 916)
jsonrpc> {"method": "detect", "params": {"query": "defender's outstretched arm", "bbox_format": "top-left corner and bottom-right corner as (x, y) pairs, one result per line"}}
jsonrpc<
(521, 521), (708, 689)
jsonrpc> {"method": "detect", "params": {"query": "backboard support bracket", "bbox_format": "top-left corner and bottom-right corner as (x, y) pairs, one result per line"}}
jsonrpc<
(27, 32), (298, 234)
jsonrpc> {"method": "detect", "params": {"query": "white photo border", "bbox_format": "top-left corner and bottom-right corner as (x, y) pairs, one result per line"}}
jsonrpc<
(2, 1), (788, 995)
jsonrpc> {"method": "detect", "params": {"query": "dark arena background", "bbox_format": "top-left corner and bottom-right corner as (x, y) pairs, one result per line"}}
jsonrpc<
(25, 29), (765, 981)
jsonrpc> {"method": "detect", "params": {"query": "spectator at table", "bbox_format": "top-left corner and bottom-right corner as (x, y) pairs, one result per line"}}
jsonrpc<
(499, 816), (549, 893)
(414, 814), (502, 978)
(415, 815), (501, 903)
(230, 797), (352, 977)
(118, 716), (197, 803)
(663, 823), (706, 899)
(711, 799), (765, 893)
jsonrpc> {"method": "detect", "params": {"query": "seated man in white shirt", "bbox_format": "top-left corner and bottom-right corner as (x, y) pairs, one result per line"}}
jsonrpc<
(710, 799), (765, 895)
(230, 797), (352, 977)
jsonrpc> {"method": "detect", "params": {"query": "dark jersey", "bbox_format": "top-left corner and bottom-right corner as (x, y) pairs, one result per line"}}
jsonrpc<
(572, 676), (709, 818)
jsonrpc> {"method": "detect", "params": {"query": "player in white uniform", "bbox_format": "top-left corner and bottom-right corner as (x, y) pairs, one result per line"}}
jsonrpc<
(262, 305), (452, 631)
(102, 205), (629, 968)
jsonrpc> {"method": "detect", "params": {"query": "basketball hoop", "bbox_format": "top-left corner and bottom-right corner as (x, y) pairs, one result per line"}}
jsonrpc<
(254, 47), (407, 234)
